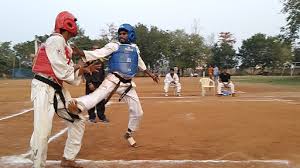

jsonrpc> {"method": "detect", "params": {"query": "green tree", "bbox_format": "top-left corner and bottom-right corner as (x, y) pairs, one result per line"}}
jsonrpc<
(70, 27), (103, 63)
(71, 27), (94, 50)
(209, 32), (237, 69)
(13, 34), (49, 69)
(281, 0), (300, 42)
(211, 43), (237, 69)
(135, 24), (209, 70)
(167, 30), (209, 69)
(239, 33), (292, 70)
(35, 34), (50, 43)
(0, 42), (15, 74)
(13, 41), (35, 69)
(294, 47), (300, 61)
(135, 24), (172, 68)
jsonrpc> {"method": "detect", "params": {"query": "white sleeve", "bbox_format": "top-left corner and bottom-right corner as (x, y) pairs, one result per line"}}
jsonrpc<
(164, 74), (168, 83)
(136, 46), (147, 71)
(46, 36), (78, 84)
(83, 42), (118, 62)
(164, 73), (173, 83)
(64, 69), (82, 86)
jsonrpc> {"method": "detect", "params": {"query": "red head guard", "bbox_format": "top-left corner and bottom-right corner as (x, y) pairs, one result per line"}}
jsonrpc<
(54, 11), (78, 37)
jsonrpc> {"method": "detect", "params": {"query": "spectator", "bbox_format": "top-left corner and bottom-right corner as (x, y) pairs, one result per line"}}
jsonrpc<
(208, 65), (214, 79)
(217, 69), (235, 97)
(213, 65), (219, 82)
(164, 68), (181, 96)
(84, 56), (109, 123)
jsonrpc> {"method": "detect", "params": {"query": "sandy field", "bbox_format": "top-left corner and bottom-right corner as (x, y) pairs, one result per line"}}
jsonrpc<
(0, 77), (299, 168)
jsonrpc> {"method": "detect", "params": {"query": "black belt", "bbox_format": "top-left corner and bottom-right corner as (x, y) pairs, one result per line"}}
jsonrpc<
(34, 75), (80, 122)
(112, 73), (131, 83)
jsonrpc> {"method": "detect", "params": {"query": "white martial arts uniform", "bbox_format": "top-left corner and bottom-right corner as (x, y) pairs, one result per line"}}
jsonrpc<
(75, 41), (146, 132)
(30, 33), (85, 168)
(217, 82), (235, 94)
(163, 73), (181, 94)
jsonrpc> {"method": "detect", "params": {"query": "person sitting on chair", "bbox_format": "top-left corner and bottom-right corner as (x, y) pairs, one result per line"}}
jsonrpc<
(164, 68), (181, 96)
(217, 68), (235, 97)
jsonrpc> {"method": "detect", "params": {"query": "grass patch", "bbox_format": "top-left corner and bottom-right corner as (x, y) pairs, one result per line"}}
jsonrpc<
(232, 76), (300, 86)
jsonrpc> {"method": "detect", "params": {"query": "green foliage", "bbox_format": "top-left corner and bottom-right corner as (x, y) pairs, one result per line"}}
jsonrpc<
(211, 42), (237, 69)
(281, 0), (300, 42)
(13, 41), (35, 67)
(35, 34), (49, 43)
(71, 27), (94, 50)
(12, 34), (49, 69)
(72, 35), (94, 50)
(4, 22), (295, 77)
(135, 24), (170, 68)
(239, 33), (292, 69)
(294, 47), (300, 61)
(71, 26), (107, 63)
(135, 24), (209, 69)
(0, 42), (15, 74)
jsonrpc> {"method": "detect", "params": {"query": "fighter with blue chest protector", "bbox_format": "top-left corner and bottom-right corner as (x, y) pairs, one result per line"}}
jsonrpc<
(70, 23), (159, 147)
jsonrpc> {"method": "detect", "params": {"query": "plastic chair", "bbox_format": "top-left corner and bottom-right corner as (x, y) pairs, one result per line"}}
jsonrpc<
(199, 78), (215, 96)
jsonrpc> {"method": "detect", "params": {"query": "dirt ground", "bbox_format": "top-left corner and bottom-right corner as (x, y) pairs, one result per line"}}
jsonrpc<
(0, 77), (300, 168)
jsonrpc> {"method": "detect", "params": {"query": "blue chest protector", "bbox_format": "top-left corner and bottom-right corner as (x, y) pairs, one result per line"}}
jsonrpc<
(108, 44), (139, 78)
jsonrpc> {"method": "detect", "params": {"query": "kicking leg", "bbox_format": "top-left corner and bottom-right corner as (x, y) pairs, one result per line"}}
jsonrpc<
(68, 79), (116, 113)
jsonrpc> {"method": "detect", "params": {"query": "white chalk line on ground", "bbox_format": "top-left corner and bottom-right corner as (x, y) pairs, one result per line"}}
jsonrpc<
(1, 94), (298, 122)
(0, 156), (290, 167)
(21, 128), (69, 158)
(154, 98), (296, 104)
(0, 102), (115, 122)
(0, 108), (33, 121)
(0, 82), (9, 86)
(48, 128), (68, 143)
(21, 114), (90, 158)
(76, 159), (290, 165)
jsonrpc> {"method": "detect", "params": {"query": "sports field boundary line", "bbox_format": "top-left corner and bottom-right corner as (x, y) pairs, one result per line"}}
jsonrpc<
(0, 156), (291, 167)
(76, 159), (290, 165)
(0, 108), (33, 121)
(0, 95), (297, 122)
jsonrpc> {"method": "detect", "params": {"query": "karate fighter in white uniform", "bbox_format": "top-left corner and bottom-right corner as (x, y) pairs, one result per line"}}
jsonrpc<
(164, 68), (181, 96)
(30, 11), (99, 168)
(70, 23), (159, 147)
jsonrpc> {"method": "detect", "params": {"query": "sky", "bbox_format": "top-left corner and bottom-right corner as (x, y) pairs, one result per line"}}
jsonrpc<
(0, 0), (287, 49)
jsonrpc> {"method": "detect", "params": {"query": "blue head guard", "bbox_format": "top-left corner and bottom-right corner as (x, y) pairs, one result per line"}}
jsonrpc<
(118, 23), (136, 43)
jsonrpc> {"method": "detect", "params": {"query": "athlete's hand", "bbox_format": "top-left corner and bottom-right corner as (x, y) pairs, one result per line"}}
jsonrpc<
(82, 63), (101, 75)
(87, 62), (101, 74)
(143, 69), (159, 84)
(151, 74), (159, 83)
(75, 60), (87, 75)
(71, 45), (85, 57)
(67, 100), (81, 114)
(77, 59), (86, 68)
